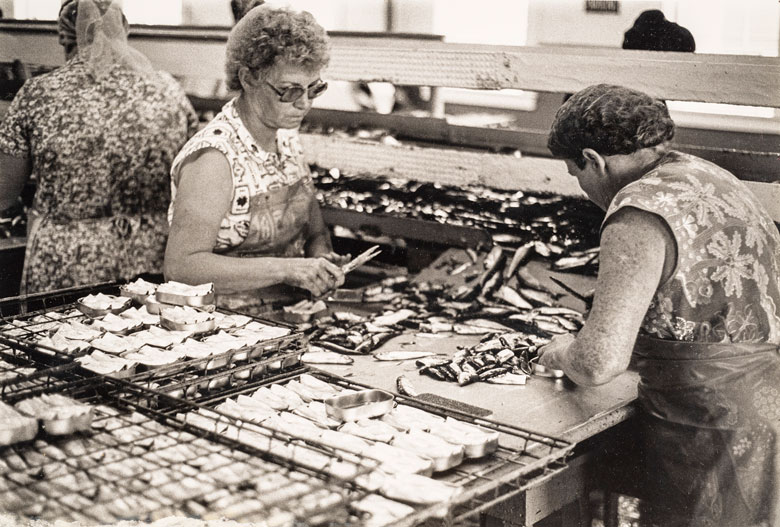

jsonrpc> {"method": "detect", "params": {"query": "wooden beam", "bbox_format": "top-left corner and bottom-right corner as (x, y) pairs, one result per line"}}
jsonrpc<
(2, 23), (778, 107)
(325, 40), (780, 108)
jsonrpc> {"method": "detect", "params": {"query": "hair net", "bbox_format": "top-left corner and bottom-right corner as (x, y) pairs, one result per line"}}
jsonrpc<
(59, 0), (156, 81)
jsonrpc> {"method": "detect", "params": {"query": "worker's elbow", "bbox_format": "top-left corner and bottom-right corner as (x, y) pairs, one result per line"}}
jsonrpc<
(162, 253), (185, 283)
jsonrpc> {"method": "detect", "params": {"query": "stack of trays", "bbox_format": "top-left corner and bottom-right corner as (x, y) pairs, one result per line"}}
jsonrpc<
(180, 372), (501, 515)
(1, 283), (303, 393)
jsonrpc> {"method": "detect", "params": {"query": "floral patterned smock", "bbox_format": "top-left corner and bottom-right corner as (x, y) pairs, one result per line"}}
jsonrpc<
(604, 150), (780, 526)
(169, 98), (317, 313)
(0, 56), (198, 294)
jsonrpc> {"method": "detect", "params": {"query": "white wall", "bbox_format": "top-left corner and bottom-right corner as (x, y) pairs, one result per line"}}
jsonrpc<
(527, 0), (662, 47)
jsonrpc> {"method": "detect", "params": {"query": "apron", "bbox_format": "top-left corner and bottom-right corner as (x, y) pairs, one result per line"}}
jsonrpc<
(214, 178), (315, 314)
(633, 335), (780, 527)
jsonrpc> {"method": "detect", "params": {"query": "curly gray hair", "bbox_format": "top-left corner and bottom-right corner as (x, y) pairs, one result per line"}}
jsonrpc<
(225, 6), (330, 92)
(548, 84), (675, 169)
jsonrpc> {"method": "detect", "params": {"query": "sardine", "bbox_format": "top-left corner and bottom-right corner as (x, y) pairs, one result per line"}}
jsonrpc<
(483, 246), (505, 272)
(480, 271), (502, 297)
(416, 355), (451, 368)
(503, 242), (534, 280)
(449, 261), (472, 276)
(518, 287), (557, 307)
(457, 371), (479, 386)
(516, 267), (557, 295)
(396, 375), (419, 397)
(487, 372), (528, 385)
(317, 340), (362, 355)
(420, 365), (447, 381)
(495, 285), (533, 310)
(460, 318), (515, 332)
(301, 350), (354, 365)
(374, 350), (435, 361)
(478, 367), (509, 380)
(495, 349), (515, 363)
(533, 319), (570, 334)
(532, 306), (584, 318)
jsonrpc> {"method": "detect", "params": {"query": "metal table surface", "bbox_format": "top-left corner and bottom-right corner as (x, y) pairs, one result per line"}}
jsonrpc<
(316, 338), (637, 445)
(315, 253), (639, 526)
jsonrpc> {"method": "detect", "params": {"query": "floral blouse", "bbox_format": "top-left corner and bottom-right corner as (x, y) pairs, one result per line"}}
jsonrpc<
(169, 97), (314, 256)
(0, 57), (198, 293)
(605, 150), (780, 343)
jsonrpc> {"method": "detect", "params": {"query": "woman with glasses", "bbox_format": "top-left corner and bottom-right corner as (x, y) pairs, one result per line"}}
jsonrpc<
(165, 5), (345, 314)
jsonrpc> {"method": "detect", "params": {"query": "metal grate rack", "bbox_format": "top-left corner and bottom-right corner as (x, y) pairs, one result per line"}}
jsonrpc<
(0, 283), (308, 390)
(0, 371), (361, 526)
(165, 366), (575, 526)
(321, 371), (574, 526)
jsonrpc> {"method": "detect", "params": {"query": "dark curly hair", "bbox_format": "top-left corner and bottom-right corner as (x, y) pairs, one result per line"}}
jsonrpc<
(225, 6), (330, 92)
(548, 84), (675, 169)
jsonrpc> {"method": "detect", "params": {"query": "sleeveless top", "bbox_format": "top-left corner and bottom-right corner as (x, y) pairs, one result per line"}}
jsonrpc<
(605, 150), (780, 345)
(169, 98), (316, 312)
(604, 151), (780, 525)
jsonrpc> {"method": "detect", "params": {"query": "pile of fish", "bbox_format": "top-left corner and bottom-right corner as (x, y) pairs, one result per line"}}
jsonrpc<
(313, 168), (603, 274)
(302, 241), (587, 385)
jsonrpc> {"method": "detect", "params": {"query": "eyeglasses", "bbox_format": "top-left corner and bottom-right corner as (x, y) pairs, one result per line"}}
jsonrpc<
(265, 79), (328, 103)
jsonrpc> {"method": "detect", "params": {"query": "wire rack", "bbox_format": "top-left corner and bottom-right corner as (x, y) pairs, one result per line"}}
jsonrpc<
(0, 371), (360, 526)
(0, 283), (308, 391)
(161, 366), (575, 527)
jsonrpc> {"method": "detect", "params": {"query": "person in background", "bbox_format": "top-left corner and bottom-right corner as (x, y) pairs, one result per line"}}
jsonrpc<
(0, 0), (198, 295)
(538, 84), (779, 527)
(165, 6), (346, 314)
(230, 0), (264, 24)
(623, 9), (695, 52)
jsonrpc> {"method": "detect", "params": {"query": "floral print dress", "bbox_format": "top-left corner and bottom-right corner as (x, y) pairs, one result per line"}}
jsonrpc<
(605, 151), (780, 526)
(0, 57), (198, 294)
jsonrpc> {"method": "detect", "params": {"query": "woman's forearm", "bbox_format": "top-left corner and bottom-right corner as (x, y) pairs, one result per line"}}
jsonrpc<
(164, 251), (292, 293)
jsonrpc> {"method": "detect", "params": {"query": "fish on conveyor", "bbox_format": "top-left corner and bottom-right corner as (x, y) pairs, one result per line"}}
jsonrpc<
(494, 285), (533, 310)
(516, 267), (557, 296)
(449, 261), (472, 276)
(503, 242), (534, 280)
(453, 318), (515, 334)
(416, 355), (451, 368)
(552, 252), (599, 271)
(374, 350), (435, 361)
(479, 246), (505, 288)
(518, 287), (558, 307)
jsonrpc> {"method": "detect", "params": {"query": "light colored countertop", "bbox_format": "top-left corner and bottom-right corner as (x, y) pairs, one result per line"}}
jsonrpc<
(317, 251), (638, 446)
(317, 333), (638, 446)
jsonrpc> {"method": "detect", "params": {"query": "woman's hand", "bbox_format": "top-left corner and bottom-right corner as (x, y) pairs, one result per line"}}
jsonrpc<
(318, 251), (351, 267)
(286, 257), (345, 297)
(537, 333), (576, 371)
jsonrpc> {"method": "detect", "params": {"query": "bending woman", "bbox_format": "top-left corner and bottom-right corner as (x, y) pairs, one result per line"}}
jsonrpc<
(538, 84), (780, 527)
(0, 0), (197, 294)
(165, 6), (345, 314)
